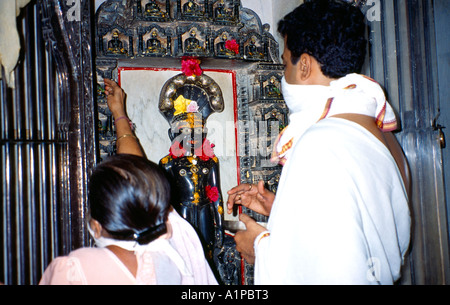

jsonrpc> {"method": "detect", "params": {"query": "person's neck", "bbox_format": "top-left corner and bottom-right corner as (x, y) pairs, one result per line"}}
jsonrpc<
(106, 245), (137, 277)
(302, 71), (336, 86)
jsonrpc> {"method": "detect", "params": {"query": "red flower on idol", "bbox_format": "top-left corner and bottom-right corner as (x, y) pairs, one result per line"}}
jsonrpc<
(225, 39), (239, 55)
(195, 139), (215, 161)
(169, 141), (186, 159)
(205, 185), (219, 203)
(181, 57), (202, 77)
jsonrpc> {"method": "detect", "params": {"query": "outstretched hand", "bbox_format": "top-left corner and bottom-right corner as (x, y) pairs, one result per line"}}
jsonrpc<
(103, 79), (144, 157)
(226, 181), (274, 217)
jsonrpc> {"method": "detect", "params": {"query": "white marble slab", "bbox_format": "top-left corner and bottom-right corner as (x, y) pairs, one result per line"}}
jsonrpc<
(119, 68), (239, 219)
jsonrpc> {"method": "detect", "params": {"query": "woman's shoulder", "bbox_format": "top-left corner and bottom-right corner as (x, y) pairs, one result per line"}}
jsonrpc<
(45, 247), (109, 267)
(68, 247), (108, 258)
(39, 247), (132, 285)
(39, 247), (106, 284)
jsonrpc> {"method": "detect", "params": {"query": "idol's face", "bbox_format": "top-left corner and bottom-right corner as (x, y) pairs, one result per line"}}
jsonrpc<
(176, 126), (205, 149)
(171, 113), (206, 150)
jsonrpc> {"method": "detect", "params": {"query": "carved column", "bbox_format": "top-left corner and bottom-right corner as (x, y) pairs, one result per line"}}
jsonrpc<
(40, 0), (96, 252)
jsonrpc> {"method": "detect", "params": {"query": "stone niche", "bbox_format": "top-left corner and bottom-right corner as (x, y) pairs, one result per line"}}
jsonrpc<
(95, 0), (287, 285)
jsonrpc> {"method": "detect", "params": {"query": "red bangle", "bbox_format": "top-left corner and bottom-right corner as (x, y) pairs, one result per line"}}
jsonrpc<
(114, 116), (134, 131)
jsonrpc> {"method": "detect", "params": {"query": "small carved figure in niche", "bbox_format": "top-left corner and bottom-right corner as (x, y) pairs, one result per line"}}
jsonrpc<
(245, 36), (263, 60)
(97, 83), (106, 99)
(144, 0), (163, 16)
(216, 33), (235, 57)
(185, 29), (204, 54)
(159, 82), (224, 257)
(107, 31), (127, 55)
(265, 76), (282, 99)
(266, 109), (281, 139)
(183, 0), (202, 16)
(145, 30), (165, 55)
(214, 0), (231, 21)
(215, 241), (240, 285)
(267, 173), (281, 193)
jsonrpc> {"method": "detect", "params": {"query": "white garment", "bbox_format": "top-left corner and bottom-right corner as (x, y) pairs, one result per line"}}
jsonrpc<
(86, 212), (192, 284)
(272, 74), (398, 165)
(255, 73), (410, 284)
(40, 210), (218, 285)
(255, 118), (411, 284)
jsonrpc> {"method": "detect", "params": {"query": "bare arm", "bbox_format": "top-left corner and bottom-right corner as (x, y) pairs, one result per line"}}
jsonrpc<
(104, 79), (144, 157)
(384, 132), (411, 198)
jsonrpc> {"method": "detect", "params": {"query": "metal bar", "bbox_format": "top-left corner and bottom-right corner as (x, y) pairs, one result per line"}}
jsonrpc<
(0, 68), (10, 140)
(1, 143), (12, 284)
(35, 3), (45, 142)
(29, 6), (45, 275)
(22, 6), (36, 284)
(51, 142), (59, 258)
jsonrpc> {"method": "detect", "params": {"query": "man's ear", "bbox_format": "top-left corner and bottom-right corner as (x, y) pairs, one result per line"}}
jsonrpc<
(298, 53), (312, 81)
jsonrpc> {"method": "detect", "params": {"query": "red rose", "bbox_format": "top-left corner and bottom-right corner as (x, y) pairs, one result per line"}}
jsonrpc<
(181, 57), (202, 77)
(205, 185), (219, 203)
(225, 39), (239, 55)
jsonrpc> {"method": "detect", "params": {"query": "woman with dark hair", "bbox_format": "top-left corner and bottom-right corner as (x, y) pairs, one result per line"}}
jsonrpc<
(40, 155), (217, 285)
(227, 0), (411, 284)
(88, 154), (171, 247)
(40, 153), (217, 284)
(39, 81), (217, 285)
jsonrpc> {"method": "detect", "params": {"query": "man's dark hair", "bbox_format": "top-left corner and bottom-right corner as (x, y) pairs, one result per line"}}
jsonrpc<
(278, 0), (367, 78)
(89, 154), (171, 245)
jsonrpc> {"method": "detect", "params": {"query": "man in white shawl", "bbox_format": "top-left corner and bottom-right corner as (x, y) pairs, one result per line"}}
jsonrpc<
(227, 0), (411, 285)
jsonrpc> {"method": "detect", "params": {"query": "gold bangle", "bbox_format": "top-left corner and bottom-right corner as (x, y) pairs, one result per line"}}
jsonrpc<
(116, 134), (136, 142)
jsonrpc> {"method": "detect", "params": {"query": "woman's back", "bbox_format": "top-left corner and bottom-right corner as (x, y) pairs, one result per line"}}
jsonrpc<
(40, 211), (217, 285)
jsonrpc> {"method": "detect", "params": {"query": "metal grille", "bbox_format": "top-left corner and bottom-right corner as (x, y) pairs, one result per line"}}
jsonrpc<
(0, 0), (97, 285)
(362, 0), (450, 284)
(0, 2), (64, 285)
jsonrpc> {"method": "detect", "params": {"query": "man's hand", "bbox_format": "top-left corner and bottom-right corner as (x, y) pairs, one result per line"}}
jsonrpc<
(227, 181), (274, 217)
(234, 214), (267, 265)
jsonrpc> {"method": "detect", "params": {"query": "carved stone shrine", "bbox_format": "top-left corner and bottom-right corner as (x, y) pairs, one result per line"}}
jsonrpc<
(95, 0), (288, 285)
